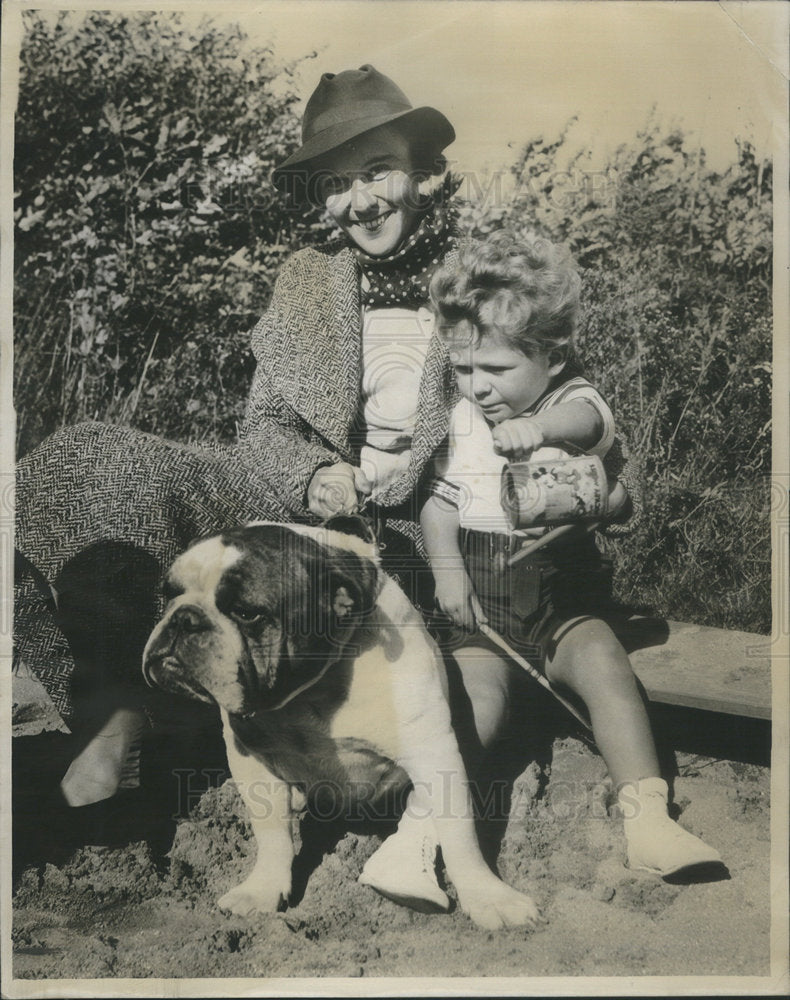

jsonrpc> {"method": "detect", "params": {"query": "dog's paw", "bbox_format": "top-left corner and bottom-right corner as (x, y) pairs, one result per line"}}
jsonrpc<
(217, 874), (289, 917)
(459, 877), (543, 931)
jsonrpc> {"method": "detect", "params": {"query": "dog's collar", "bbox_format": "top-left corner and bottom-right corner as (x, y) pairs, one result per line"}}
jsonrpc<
(232, 647), (347, 717)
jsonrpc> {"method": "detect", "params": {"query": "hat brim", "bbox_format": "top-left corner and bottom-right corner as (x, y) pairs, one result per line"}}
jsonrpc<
(272, 105), (455, 188)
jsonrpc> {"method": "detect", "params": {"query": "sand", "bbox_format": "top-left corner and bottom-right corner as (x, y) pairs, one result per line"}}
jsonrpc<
(9, 670), (772, 986)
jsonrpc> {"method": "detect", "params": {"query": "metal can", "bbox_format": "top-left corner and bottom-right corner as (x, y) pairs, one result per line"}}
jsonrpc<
(501, 454), (609, 529)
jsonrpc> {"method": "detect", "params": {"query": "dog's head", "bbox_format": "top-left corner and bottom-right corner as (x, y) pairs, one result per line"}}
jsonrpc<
(142, 522), (380, 716)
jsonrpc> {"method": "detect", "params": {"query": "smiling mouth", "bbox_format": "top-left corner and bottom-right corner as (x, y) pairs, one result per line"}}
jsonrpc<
(352, 212), (393, 234)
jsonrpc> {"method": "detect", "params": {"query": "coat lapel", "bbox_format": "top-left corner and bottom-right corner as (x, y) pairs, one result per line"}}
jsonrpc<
(329, 247), (364, 415)
(373, 332), (458, 509)
(407, 240), (462, 488)
(411, 332), (456, 468)
(287, 247), (361, 455)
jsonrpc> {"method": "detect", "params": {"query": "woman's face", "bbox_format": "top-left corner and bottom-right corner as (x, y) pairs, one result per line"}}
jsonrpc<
(314, 126), (428, 257)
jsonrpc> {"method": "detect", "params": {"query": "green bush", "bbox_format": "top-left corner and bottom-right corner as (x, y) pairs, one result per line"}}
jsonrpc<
(14, 14), (772, 631)
(14, 11), (331, 452)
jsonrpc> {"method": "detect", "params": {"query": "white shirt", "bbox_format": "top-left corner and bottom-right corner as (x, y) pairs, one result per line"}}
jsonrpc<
(358, 306), (435, 495)
(436, 377), (615, 534)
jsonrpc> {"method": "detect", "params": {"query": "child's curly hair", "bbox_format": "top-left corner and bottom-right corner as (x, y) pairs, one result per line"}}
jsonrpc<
(430, 230), (581, 356)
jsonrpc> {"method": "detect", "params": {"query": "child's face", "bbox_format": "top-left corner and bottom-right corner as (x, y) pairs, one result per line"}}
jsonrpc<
(314, 126), (426, 257)
(448, 326), (565, 423)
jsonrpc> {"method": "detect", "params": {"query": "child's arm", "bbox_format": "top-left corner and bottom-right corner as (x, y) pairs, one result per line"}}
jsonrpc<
(420, 495), (486, 630)
(492, 399), (602, 460)
(494, 400), (630, 519)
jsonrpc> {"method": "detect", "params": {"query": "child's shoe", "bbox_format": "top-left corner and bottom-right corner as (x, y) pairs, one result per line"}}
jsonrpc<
(619, 777), (724, 877)
(359, 811), (449, 913)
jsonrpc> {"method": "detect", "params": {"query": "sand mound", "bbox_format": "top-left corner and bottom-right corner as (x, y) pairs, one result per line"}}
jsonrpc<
(11, 733), (770, 982)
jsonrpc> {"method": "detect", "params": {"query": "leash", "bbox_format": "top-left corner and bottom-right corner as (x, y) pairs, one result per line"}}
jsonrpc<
(478, 621), (592, 731)
(507, 520), (600, 567)
(354, 495), (388, 551)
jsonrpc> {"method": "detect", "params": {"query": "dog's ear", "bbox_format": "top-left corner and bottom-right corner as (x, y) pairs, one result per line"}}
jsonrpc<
(275, 537), (379, 652)
(325, 546), (379, 628)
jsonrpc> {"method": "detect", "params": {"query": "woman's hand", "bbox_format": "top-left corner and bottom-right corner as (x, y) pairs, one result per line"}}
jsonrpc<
(606, 478), (628, 520)
(492, 417), (545, 461)
(434, 567), (488, 631)
(307, 463), (371, 518)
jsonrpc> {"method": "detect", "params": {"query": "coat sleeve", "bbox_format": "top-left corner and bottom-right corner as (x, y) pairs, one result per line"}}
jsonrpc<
(600, 433), (644, 537)
(237, 256), (342, 515)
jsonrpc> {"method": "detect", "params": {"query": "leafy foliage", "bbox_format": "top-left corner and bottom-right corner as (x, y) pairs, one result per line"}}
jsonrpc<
(14, 14), (772, 631)
(15, 11), (331, 450)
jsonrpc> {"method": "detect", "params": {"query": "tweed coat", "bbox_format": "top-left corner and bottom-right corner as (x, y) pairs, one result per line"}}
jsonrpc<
(14, 426), (294, 719)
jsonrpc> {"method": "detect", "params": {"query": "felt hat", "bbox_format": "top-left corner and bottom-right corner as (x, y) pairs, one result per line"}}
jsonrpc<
(273, 64), (455, 186)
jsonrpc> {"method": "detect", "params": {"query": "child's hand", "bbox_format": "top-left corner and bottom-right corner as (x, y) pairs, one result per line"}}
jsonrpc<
(433, 568), (488, 631)
(492, 417), (545, 460)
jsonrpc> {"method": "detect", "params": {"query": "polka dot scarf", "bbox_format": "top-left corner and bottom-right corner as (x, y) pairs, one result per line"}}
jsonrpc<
(353, 199), (460, 309)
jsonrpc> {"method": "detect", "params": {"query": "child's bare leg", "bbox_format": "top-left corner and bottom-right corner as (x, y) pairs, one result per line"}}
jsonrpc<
(545, 617), (658, 787)
(451, 645), (512, 750)
(546, 618), (723, 876)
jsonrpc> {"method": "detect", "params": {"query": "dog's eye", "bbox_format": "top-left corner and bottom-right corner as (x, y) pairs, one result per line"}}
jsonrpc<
(162, 581), (182, 602)
(230, 606), (264, 625)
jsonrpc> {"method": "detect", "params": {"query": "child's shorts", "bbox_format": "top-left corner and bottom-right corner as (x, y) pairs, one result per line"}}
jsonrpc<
(431, 528), (615, 672)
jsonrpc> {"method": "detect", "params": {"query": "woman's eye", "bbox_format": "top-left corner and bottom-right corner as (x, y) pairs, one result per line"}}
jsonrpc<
(351, 161), (393, 183)
(453, 366), (472, 376)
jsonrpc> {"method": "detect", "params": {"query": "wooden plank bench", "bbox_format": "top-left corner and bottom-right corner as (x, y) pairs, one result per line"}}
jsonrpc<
(13, 618), (773, 735)
(614, 616), (772, 721)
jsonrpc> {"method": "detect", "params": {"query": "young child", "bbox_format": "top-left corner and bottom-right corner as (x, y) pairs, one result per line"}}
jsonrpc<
(420, 231), (723, 879)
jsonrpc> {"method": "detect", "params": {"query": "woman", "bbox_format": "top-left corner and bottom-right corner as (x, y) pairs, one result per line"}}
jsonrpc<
(15, 66), (639, 906)
(240, 65), (463, 536)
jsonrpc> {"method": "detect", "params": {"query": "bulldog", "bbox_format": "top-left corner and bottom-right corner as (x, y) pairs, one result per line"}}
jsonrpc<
(142, 520), (540, 930)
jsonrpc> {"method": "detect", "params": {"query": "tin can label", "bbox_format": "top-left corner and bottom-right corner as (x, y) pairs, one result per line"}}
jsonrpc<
(501, 455), (609, 528)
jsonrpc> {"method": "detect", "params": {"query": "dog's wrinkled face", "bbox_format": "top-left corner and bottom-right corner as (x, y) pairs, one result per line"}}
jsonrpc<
(143, 524), (379, 715)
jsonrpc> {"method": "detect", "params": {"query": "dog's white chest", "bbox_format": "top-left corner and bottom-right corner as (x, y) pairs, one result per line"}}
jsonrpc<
(329, 645), (402, 757)
(328, 581), (452, 764)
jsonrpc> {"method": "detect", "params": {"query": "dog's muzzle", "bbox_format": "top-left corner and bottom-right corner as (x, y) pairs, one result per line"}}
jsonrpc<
(143, 603), (217, 698)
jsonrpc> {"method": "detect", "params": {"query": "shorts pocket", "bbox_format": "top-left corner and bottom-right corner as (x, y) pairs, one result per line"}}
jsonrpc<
(508, 562), (542, 621)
